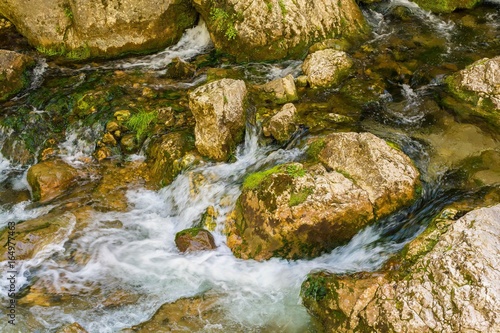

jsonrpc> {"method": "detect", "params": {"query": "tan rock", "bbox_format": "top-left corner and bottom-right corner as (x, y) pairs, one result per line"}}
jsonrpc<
(192, 0), (368, 61)
(0, 49), (35, 101)
(256, 74), (298, 104)
(264, 103), (297, 142)
(188, 79), (247, 161)
(0, 0), (197, 59)
(302, 204), (500, 333)
(302, 49), (353, 88)
(27, 160), (79, 202)
(56, 322), (88, 333)
(317, 132), (420, 217)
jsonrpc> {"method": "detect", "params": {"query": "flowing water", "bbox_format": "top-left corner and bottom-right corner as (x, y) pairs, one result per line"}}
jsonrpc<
(0, 1), (499, 332)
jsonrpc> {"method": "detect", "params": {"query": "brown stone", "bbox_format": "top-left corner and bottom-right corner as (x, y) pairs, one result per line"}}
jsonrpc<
(175, 228), (216, 252)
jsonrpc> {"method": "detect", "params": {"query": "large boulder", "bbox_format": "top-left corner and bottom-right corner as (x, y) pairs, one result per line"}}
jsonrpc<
(27, 159), (79, 202)
(0, 49), (35, 101)
(301, 204), (500, 333)
(302, 49), (353, 88)
(188, 79), (247, 161)
(444, 56), (500, 127)
(412, 0), (480, 13)
(226, 133), (420, 260)
(0, 0), (197, 60)
(192, 0), (369, 62)
(316, 132), (421, 218)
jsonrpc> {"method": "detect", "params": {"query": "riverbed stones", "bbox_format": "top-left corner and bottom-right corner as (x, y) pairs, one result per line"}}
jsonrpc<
(0, 49), (35, 101)
(27, 160), (79, 202)
(56, 322), (88, 333)
(301, 204), (500, 333)
(192, 0), (368, 62)
(445, 56), (500, 127)
(175, 228), (216, 252)
(302, 49), (353, 88)
(0, 0), (197, 60)
(227, 133), (419, 260)
(188, 79), (247, 161)
(256, 74), (298, 105)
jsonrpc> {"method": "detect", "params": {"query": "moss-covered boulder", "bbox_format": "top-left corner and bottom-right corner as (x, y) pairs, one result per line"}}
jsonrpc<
(412, 0), (480, 13)
(302, 49), (353, 88)
(175, 228), (216, 252)
(0, 0), (197, 60)
(227, 133), (420, 260)
(301, 204), (500, 332)
(227, 162), (374, 260)
(0, 49), (35, 101)
(444, 56), (500, 128)
(27, 159), (79, 202)
(192, 0), (369, 62)
(188, 79), (247, 161)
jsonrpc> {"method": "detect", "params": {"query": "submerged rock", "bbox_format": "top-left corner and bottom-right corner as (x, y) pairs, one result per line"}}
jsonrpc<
(27, 160), (79, 202)
(412, 0), (480, 13)
(56, 322), (88, 333)
(302, 49), (353, 88)
(192, 0), (368, 62)
(175, 228), (216, 252)
(301, 204), (500, 333)
(0, 0), (197, 60)
(227, 133), (420, 260)
(444, 56), (500, 127)
(165, 57), (196, 80)
(0, 212), (75, 261)
(0, 49), (35, 101)
(188, 79), (247, 161)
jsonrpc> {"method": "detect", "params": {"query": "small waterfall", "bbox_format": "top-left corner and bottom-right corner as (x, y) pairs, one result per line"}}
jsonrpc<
(58, 122), (104, 167)
(111, 19), (213, 71)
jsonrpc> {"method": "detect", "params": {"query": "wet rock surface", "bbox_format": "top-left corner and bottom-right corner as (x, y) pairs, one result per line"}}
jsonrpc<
(27, 160), (79, 202)
(301, 204), (500, 333)
(175, 228), (216, 252)
(445, 56), (500, 127)
(0, 49), (34, 101)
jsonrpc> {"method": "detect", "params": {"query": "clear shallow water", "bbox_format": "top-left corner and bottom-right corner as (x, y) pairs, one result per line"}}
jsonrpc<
(0, 2), (499, 332)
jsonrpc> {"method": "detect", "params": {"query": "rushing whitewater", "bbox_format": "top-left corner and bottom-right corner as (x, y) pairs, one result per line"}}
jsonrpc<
(0, 127), (422, 332)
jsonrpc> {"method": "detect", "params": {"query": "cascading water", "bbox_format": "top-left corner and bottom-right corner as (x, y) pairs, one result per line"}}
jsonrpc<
(0, 1), (499, 332)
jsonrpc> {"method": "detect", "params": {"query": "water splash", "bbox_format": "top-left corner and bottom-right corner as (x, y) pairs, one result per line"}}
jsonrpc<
(111, 20), (213, 71)
(58, 122), (103, 167)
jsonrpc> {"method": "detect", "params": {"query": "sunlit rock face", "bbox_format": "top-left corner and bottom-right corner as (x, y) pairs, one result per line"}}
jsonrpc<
(302, 205), (500, 333)
(192, 0), (369, 61)
(227, 133), (420, 261)
(0, 0), (197, 59)
(188, 79), (247, 161)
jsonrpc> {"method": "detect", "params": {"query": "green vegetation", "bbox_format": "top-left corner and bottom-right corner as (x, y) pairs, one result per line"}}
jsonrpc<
(242, 165), (283, 190)
(278, 0), (287, 15)
(289, 187), (313, 207)
(126, 109), (158, 140)
(286, 164), (305, 178)
(63, 4), (73, 20)
(175, 227), (203, 240)
(210, 7), (238, 41)
(302, 275), (327, 301)
(306, 138), (326, 162)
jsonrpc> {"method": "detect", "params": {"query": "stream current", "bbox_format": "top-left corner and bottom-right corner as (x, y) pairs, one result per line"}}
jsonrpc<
(1, 1), (499, 332)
